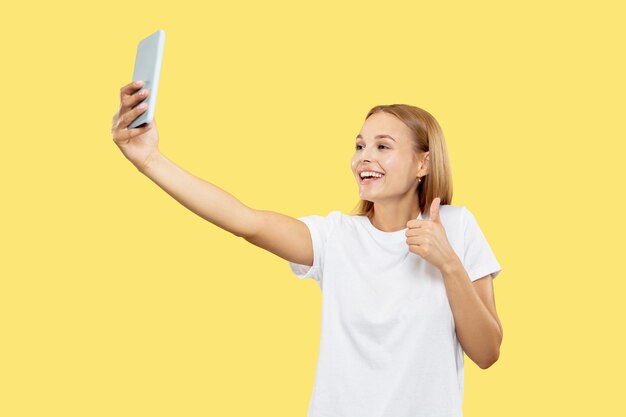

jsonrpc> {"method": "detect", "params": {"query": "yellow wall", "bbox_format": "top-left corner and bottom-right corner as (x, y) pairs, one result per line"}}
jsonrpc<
(1, 0), (624, 415)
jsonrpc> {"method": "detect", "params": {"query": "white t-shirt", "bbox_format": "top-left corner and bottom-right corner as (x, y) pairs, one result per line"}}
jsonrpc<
(288, 204), (502, 417)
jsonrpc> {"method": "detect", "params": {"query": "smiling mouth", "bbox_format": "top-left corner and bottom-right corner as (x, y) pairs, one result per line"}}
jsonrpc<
(359, 174), (384, 185)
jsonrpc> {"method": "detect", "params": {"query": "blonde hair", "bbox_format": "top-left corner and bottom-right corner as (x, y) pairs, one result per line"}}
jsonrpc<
(349, 104), (453, 218)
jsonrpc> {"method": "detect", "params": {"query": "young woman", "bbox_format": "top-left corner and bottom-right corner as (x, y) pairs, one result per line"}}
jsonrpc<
(111, 80), (503, 417)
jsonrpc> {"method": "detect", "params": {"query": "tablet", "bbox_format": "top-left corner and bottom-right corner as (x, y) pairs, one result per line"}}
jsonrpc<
(129, 29), (166, 129)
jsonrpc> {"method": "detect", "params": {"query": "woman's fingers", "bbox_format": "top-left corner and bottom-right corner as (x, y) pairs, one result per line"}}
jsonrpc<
(120, 80), (143, 101)
(127, 121), (153, 139)
(122, 102), (148, 127)
(111, 81), (155, 144)
(113, 118), (153, 143)
(119, 80), (149, 111)
(111, 98), (149, 142)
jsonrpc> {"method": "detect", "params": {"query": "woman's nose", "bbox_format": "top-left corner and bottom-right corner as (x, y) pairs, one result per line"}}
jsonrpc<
(360, 147), (375, 161)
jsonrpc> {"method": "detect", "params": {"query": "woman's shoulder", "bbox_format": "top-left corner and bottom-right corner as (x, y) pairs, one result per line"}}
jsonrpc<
(321, 205), (470, 222)
(324, 205), (467, 217)
(315, 210), (363, 230)
(441, 204), (466, 216)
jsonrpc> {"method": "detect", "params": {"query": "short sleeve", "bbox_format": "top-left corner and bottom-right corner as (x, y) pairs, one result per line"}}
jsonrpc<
(288, 210), (341, 286)
(462, 206), (502, 282)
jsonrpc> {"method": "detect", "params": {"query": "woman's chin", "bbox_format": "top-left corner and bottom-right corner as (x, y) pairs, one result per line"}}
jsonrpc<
(358, 189), (377, 200)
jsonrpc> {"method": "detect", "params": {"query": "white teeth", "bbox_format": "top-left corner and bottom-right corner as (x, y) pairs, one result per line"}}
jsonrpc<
(360, 171), (384, 178)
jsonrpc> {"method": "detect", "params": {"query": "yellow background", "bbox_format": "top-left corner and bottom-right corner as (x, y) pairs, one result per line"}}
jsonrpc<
(1, 0), (624, 415)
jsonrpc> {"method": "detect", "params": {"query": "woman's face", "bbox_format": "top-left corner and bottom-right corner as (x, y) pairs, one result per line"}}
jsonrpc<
(350, 112), (426, 203)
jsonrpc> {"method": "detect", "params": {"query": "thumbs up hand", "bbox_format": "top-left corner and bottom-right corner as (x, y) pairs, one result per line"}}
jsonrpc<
(405, 198), (459, 271)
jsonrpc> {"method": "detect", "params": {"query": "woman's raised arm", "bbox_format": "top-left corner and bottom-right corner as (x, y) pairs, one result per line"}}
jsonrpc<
(112, 80), (312, 264)
(139, 151), (258, 238)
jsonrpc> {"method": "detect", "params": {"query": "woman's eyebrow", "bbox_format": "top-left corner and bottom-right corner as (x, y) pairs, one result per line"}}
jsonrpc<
(355, 134), (396, 142)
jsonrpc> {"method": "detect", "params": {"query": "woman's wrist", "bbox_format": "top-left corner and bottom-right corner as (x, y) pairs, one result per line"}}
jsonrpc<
(137, 149), (163, 174)
(440, 255), (463, 276)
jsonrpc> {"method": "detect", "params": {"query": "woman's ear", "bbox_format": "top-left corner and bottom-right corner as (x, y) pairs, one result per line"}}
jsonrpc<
(420, 152), (430, 175)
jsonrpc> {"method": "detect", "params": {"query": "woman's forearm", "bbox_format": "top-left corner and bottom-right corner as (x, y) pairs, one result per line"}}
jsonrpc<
(138, 151), (258, 238)
(440, 259), (502, 369)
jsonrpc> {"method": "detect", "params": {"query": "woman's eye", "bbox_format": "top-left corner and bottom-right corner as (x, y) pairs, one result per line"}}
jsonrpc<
(355, 144), (388, 150)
